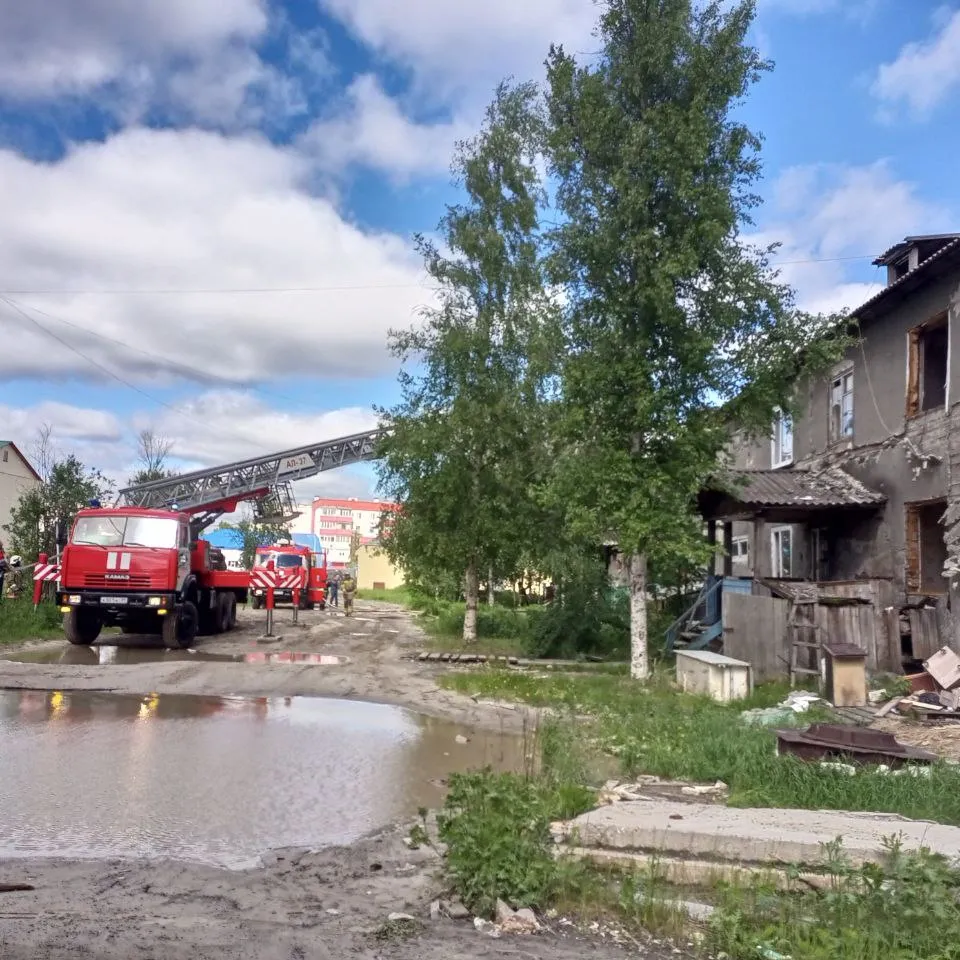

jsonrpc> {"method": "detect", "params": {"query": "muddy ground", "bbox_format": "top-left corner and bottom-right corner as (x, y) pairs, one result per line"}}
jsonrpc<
(0, 603), (675, 959)
(1, 825), (674, 960)
(0, 601), (538, 734)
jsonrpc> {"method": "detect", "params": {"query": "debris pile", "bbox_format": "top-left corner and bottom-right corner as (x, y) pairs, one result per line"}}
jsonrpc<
(775, 722), (937, 767)
(880, 646), (960, 721)
(741, 690), (823, 727)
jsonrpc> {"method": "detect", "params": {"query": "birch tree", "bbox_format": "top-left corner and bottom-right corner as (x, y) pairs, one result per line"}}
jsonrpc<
(544, 0), (846, 677)
(377, 82), (555, 642)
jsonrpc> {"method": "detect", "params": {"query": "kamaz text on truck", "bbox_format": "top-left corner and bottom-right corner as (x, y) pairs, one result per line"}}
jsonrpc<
(56, 507), (251, 649)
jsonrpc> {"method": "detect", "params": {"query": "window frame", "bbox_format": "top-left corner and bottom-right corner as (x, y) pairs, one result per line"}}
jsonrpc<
(771, 408), (794, 469)
(828, 367), (854, 444)
(731, 536), (749, 563)
(770, 526), (794, 578)
(907, 312), (948, 417)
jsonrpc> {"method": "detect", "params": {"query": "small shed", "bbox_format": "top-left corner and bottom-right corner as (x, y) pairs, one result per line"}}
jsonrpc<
(675, 650), (753, 702)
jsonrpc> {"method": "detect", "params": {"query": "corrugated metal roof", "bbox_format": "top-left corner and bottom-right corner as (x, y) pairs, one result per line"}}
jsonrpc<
(715, 467), (885, 509)
(854, 237), (960, 320)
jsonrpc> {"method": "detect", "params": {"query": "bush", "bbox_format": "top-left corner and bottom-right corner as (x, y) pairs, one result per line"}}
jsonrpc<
(438, 721), (595, 916)
(0, 599), (62, 643)
(528, 577), (628, 660)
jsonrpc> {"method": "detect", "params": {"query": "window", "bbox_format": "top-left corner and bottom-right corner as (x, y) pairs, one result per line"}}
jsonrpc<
(71, 515), (178, 548)
(771, 409), (793, 468)
(1, 449), (7, 462)
(829, 369), (854, 443)
(907, 314), (948, 415)
(770, 527), (793, 578)
(731, 536), (749, 564)
(905, 500), (948, 594)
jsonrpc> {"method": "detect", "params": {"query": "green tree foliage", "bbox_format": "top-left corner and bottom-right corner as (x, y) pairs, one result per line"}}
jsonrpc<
(542, 0), (848, 676)
(376, 82), (558, 642)
(5, 455), (113, 561)
(220, 519), (291, 570)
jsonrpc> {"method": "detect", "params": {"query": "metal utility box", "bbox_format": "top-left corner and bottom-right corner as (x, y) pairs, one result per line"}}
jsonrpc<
(822, 643), (867, 707)
(675, 650), (753, 703)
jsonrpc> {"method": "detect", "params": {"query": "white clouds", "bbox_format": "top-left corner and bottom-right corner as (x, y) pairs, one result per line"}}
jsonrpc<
(751, 160), (951, 314)
(3, 392), (378, 501)
(0, 0), (267, 99)
(0, 402), (123, 445)
(300, 74), (472, 180)
(0, 126), (434, 384)
(871, 8), (960, 120)
(317, 0), (595, 102)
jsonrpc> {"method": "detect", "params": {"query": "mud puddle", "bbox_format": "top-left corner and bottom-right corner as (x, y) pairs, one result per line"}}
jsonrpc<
(2, 645), (348, 666)
(0, 689), (525, 868)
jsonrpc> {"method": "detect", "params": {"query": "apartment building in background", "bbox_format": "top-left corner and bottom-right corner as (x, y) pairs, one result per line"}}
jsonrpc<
(308, 497), (399, 566)
(0, 441), (41, 544)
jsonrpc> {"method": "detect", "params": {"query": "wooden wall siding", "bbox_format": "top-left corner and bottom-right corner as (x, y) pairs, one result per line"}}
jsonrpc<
(816, 579), (900, 673)
(909, 607), (942, 660)
(721, 579), (902, 678)
(722, 592), (790, 683)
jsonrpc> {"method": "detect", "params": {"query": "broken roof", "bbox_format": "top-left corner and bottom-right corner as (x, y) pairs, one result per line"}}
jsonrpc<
(701, 467), (885, 516)
(874, 233), (960, 266)
(855, 235), (960, 323)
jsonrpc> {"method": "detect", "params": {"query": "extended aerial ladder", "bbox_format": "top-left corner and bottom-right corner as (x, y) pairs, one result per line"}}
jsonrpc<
(118, 428), (382, 535)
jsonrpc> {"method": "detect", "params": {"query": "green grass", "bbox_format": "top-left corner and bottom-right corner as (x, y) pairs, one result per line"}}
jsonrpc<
(439, 667), (960, 825)
(356, 584), (631, 660)
(431, 673), (960, 958)
(356, 585), (420, 604)
(0, 599), (63, 643)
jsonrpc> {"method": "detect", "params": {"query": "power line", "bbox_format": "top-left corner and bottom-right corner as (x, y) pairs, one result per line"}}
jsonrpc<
(0, 297), (270, 453)
(1, 296), (303, 406)
(0, 254), (880, 295)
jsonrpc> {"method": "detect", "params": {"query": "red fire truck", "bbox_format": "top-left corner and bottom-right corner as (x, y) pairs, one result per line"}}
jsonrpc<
(54, 430), (379, 648)
(250, 540), (328, 610)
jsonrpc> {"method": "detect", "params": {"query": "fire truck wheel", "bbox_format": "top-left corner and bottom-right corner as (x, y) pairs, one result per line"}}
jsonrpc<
(227, 594), (238, 628)
(251, 595), (263, 610)
(163, 601), (198, 649)
(64, 608), (102, 645)
(218, 594), (232, 632)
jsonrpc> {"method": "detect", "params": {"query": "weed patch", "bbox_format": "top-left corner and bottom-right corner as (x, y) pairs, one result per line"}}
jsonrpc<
(706, 838), (960, 960)
(439, 668), (960, 824)
(0, 600), (61, 643)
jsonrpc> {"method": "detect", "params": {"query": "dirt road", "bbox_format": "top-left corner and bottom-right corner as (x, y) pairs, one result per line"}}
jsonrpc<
(1, 823), (671, 960)
(0, 603), (668, 958)
(0, 601), (536, 733)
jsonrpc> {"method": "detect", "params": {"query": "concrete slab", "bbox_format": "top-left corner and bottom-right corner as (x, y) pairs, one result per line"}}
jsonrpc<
(560, 800), (960, 867)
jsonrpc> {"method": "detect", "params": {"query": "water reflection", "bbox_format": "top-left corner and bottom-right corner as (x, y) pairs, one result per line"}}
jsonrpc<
(2, 646), (348, 666)
(0, 690), (525, 867)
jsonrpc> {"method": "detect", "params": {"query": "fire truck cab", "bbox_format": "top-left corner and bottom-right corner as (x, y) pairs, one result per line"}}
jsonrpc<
(250, 540), (327, 610)
(56, 507), (251, 649)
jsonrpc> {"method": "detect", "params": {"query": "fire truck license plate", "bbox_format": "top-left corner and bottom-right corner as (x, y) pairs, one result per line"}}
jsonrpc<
(99, 596), (128, 605)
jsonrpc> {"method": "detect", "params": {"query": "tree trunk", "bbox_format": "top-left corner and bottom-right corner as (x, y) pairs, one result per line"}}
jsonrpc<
(488, 565), (495, 606)
(463, 561), (480, 643)
(628, 553), (649, 680)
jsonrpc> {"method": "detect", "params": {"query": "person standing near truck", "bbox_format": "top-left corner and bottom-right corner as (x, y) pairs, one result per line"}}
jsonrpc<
(341, 572), (356, 616)
(328, 572), (339, 608)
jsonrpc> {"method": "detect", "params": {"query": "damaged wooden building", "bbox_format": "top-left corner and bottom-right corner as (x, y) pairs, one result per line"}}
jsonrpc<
(673, 233), (960, 679)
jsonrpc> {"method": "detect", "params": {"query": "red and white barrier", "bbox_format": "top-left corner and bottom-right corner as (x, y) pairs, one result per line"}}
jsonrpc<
(33, 563), (60, 583)
(250, 568), (278, 590)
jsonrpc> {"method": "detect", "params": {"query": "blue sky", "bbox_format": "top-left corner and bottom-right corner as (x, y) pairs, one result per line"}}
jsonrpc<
(0, 0), (958, 504)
